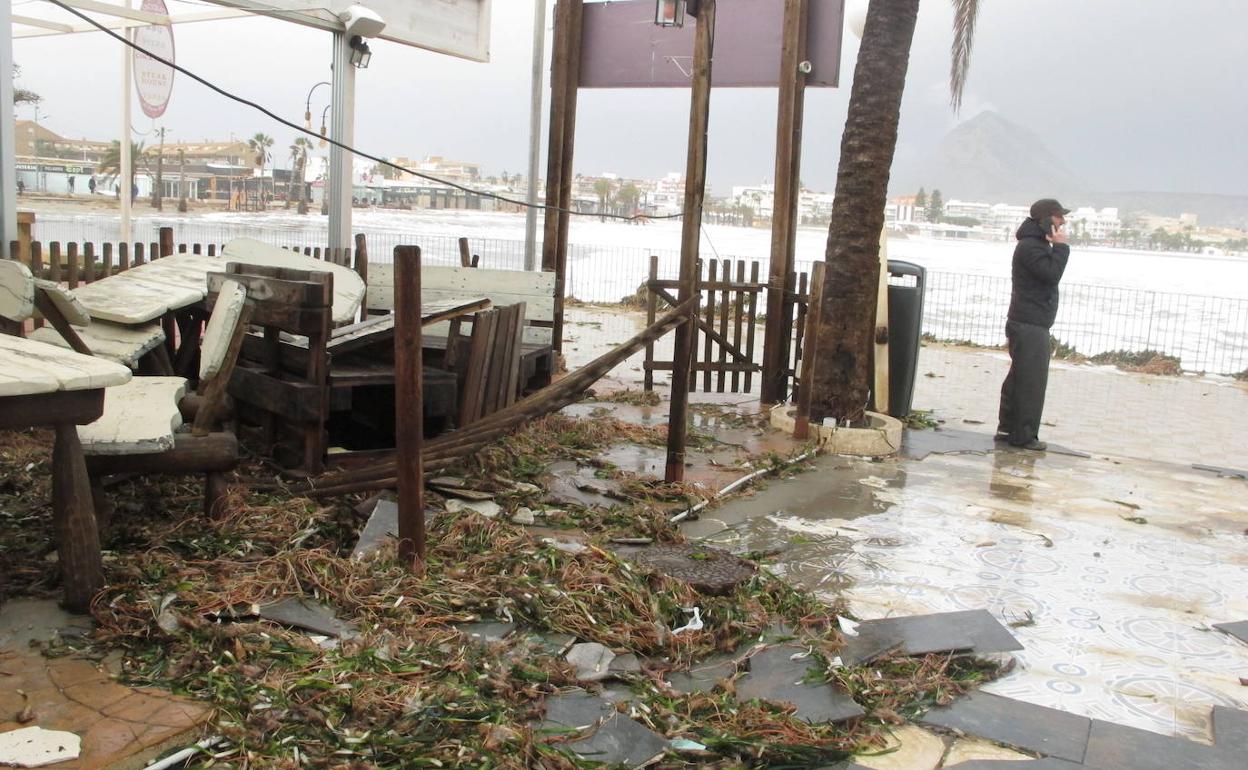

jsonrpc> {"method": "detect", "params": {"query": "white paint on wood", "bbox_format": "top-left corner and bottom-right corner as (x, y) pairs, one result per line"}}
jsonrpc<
(28, 321), (164, 367)
(284, 297), (490, 349)
(33, 279), (92, 326)
(118, 254), (222, 295)
(200, 279), (248, 381)
(221, 237), (365, 323)
(0, 334), (132, 395)
(0, 260), (35, 322)
(367, 265), (556, 322)
(79, 376), (187, 455)
(71, 275), (200, 324)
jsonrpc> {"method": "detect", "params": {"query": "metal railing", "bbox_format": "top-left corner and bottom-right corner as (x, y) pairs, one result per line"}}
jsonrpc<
(29, 214), (1248, 375)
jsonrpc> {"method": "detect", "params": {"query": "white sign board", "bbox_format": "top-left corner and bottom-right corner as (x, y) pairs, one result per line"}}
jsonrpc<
(133, 0), (175, 118)
(201, 0), (491, 62)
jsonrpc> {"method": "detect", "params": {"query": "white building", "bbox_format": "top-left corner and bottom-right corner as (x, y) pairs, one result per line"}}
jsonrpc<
(986, 204), (1032, 239)
(944, 199), (993, 222)
(1068, 207), (1121, 241)
(732, 183), (775, 220)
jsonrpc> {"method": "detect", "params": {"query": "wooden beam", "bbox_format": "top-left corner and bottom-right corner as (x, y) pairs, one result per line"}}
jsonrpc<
(63, 0), (167, 24)
(793, 261), (825, 439)
(760, 0), (809, 405)
(394, 246), (426, 571)
(665, 0), (716, 484)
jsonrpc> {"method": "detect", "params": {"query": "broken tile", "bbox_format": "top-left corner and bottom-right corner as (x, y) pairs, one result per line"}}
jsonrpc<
(853, 725), (945, 770)
(0, 726), (81, 768)
(445, 498), (502, 518)
(919, 691), (1090, 762)
(1083, 719), (1239, 770)
(1212, 705), (1248, 750)
(618, 543), (756, 595)
(542, 690), (614, 730)
(608, 653), (642, 677)
(837, 621), (905, 666)
(902, 428), (996, 461)
(1213, 620), (1248, 645)
(564, 713), (668, 768)
(943, 736), (1035, 764)
(258, 598), (358, 639)
(531, 632), (577, 657)
(456, 620), (515, 645)
(351, 499), (433, 560)
(511, 507), (536, 525)
(858, 610), (1022, 657)
(735, 644), (864, 724)
(565, 643), (616, 682)
(942, 760), (1082, 769)
(665, 655), (738, 694)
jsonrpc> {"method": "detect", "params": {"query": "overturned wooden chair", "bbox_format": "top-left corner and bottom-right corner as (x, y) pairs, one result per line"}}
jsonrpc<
(453, 302), (527, 426)
(78, 279), (252, 518)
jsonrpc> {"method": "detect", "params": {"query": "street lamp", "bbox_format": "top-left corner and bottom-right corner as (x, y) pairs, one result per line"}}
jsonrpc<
(304, 81), (331, 129)
(319, 104), (331, 148)
(348, 35), (372, 68)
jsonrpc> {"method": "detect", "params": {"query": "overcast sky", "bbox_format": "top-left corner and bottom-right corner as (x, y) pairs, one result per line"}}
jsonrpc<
(11, 0), (1248, 197)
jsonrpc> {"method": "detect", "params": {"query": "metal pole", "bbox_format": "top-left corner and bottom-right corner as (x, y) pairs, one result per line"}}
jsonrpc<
(120, 2), (133, 242)
(328, 32), (356, 250)
(523, 0), (547, 271)
(0, 0), (17, 256)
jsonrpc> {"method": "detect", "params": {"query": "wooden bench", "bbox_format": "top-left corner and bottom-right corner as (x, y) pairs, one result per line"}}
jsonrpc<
(1, 258), (169, 370)
(366, 264), (557, 393)
(78, 279), (251, 517)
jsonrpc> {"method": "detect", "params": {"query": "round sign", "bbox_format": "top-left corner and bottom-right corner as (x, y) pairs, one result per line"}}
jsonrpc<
(133, 0), (175, 119)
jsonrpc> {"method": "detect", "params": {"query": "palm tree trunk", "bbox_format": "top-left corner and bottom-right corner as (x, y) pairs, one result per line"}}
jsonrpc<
(808, 0), (919, 423)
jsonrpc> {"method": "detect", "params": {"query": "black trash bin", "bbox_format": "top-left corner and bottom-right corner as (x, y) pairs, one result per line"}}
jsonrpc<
(886, 260), (926, 419)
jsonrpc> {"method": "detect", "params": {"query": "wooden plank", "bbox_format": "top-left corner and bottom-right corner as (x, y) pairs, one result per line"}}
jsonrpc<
(504, 303), (526, 407)
(34, 280), (91, 326)
(52, 421), (103, 613)
(79, 376), (186, 455)
(221, 237), (365, 323)
(83, 243), (96, 285)
(717, 259), (731, 392)
(731, 260), (745, 392)
(793, 270), (809, 383)
(394, 245), (426, 570)
(761, 0), (809, 405)
(0, 259), (35, 322)
(85, 432), (237, 476)
(33, 291), (93, 356)
(29, 320), (164, 368)
(701, 259), (716, 392)
(228, 365), (324, 422)
(644, 255), (657, 392)
(794, 261), (825, 439)
(193, 301), (253, 437)
(0, 388), (105, 430)
(458, 309), (497, 426)
(745, 261), (760, 393)
(353, 233), (369, 323)
(71, 275), (188, 325)
(666, 0), (715, 483)
(872, 231), (890, 414)
(48, 241), (62, 284)
(0, 334), (131, 395)
(367, 264), (556, 318)
(458, 237), (473, 267)
(66, 243), (79, 289)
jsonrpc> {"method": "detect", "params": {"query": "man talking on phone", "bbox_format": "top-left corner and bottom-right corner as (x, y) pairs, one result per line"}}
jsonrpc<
(997, 198), (1072, 451)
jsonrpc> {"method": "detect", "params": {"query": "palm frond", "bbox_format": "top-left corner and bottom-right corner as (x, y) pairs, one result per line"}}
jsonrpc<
(950, 0), (981, 111)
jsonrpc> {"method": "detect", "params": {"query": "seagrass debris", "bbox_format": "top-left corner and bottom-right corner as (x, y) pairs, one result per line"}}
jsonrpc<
(290, 298), (697, 498)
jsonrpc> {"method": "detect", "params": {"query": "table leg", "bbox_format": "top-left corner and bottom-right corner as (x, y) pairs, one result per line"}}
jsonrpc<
(52, 423), (104, 612)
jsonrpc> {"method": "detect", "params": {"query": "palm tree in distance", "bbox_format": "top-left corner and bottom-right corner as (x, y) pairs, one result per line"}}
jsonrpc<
(248, 132), (274, 204)
(97, 140), (149, 196)
(807, 0), (981, 423)
(592, 178), (615, 222)
(287, 137), (314, 211)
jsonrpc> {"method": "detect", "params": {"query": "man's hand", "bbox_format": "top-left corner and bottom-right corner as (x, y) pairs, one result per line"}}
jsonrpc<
(1047, 226), (1069, 245)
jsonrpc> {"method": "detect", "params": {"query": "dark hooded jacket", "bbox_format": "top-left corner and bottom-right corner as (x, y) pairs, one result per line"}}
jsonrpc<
(1008, 217), (1070, 328)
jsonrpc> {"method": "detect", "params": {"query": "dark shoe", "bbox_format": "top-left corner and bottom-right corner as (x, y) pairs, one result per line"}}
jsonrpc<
(993, 432), (1010, 442)
(1010, 439), (1047, 451)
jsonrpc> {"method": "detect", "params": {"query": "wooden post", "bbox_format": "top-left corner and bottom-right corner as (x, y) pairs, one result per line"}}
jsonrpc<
(16, 212), (34, 265)
(66, 243), (79, 289)
(159, 226), (174, 257)
(394, 245), (426, 571)
(665, 0), (716, 484)
(52, 422), (104, 612)
(353, 233), (369, 320)
(541, 0), (583, 355)
(761, 0), (809, 405)
(794, 260), (825, 439)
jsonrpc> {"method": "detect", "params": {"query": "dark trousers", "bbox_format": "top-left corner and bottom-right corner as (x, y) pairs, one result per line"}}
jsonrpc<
(998, 320), (1051, 445)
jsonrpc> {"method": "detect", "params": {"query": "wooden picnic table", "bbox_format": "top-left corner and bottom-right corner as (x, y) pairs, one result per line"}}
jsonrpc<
(70, 239), (367, 325)
(0, 334), (132, 611)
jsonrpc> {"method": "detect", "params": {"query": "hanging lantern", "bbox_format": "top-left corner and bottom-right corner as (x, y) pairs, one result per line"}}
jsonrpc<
(655, 0), (685, 27)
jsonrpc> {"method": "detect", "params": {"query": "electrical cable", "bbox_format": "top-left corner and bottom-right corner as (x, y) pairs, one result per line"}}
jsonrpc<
(41, 0), (686, 222)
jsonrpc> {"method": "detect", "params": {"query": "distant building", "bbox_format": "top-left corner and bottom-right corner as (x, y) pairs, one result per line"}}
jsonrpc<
(732, 183), (775, 220)
(1067, 206), (1121, 242)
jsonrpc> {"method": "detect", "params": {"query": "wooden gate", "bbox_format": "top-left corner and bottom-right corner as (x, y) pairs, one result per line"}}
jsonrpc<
(643, 256), (764, 393)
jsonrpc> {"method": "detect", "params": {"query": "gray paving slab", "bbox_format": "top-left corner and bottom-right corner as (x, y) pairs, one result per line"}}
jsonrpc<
(352, 498), (434, 560)
(735, 644), (864, 724)
(837, 621), (913, 666)
(257, 598), (358, 639)
(1213, 619), (1248, 645)
(1083, 718), (1240, 770)
(858, 609), (1022, 656)
(919, 691), (1091, 762)
(902, 428), (997, 460)
(1212, 706), (1248, 751)
(456, 620), (516, 644)
(665, 654), (738, 694)
(541, 690), (614, 730)
(564, 712), (669, 768)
